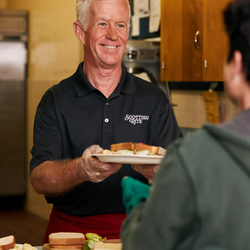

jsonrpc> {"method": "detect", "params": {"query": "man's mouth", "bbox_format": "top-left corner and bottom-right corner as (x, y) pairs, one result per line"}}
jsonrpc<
(102, 45), (118, 49)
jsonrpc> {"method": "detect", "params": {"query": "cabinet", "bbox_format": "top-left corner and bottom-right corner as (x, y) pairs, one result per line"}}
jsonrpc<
(160, 0), (231, 82)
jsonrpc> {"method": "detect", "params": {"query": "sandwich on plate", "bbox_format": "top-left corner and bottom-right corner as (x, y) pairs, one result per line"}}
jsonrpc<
(103, 142), (160, 156)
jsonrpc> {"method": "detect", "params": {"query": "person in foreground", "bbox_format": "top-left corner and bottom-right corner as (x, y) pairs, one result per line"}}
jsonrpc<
(29, 0), (181, 243)
(121, 0), (250, 249)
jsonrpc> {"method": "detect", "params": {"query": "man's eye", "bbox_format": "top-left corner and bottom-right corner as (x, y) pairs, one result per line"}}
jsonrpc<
(99, 22), (106, 26)
(118, 24), (125, 28)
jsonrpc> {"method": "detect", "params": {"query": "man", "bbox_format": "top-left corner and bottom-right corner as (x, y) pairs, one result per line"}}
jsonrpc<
(29, 0), (180, 243)
(121, 0), (250, 249)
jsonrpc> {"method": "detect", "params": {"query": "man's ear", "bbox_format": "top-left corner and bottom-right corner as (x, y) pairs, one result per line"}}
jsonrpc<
(73, 21), (85, 44)
(234, 50), (243, 75)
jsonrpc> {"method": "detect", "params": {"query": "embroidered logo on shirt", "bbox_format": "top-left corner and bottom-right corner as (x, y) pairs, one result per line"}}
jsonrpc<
(124, 114), (149, 125)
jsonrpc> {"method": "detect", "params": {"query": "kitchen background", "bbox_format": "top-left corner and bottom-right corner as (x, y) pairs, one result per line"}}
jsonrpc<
(0, 0), (239, 222)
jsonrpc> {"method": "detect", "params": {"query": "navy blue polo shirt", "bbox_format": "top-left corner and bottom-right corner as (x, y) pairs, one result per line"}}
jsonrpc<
(30, 62), (180, 216)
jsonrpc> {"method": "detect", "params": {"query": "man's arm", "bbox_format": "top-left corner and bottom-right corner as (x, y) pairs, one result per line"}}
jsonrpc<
(29, 158), (83, 196)
(29, 145), (122, 196)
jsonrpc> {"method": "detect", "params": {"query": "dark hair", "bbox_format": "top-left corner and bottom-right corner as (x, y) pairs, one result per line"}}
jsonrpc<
(223, 0), (250, 82)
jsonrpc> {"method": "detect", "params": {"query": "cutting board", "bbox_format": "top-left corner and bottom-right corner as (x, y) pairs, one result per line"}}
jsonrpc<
(43, 242), (122, 250)
(94, 242), (122, 250)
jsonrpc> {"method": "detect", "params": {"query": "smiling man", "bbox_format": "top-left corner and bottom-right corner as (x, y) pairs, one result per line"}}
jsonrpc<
(29, 0), (181, 243)
(73, 0), (130, 97)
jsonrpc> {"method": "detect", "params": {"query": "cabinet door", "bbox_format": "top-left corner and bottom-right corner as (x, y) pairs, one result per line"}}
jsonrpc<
(161, 0), (202, 81)
(202, 0), (230, 81)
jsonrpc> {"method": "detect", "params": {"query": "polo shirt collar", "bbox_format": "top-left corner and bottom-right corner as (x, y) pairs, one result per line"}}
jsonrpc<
(73, 62), (135, 97)
(119, 63), (136, 95)
(73, 62), (95, 97)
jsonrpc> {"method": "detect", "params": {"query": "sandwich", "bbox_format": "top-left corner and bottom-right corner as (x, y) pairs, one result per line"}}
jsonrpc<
(103, 142), (160, 156)
(133, 143), (159, 155)
(43, 232), (107, 250)
(0, 235), (15, 250)
(0, 236), (33, 250)
(43, 232), (86, 250)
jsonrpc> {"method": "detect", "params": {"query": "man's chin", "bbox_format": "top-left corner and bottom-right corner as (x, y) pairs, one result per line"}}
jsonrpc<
(99, 60), (122, 69)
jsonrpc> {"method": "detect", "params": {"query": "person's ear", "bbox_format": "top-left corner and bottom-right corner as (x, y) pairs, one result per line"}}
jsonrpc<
(73, 21), (85, 44)
(234, 50), (243, 76)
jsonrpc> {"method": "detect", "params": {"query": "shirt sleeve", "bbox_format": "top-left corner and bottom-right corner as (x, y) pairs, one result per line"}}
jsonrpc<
(121, 142), (199, 250)
(30, 89), (62, 172)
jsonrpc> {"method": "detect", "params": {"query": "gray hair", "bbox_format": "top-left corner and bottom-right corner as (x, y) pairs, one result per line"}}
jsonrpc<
(76, 0), (131, 31)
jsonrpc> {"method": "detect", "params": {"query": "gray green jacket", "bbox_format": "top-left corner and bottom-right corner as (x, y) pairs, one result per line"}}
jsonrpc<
(121, 123), (250, 250)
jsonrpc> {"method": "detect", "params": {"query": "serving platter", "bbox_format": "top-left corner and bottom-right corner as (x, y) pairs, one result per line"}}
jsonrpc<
(92, 154), (164, 165)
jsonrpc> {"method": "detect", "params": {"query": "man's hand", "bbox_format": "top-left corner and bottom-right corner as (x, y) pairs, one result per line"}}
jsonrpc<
(131, 164), (158, 184)
(131, 146), (166, 184)
(78, 145), (122, 182)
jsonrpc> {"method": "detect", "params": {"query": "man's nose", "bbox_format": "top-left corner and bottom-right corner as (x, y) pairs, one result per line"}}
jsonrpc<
(106, 26), (118, 40)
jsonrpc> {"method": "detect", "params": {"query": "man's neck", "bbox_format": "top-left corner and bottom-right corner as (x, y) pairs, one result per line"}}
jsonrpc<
(83, 63), (123, 98)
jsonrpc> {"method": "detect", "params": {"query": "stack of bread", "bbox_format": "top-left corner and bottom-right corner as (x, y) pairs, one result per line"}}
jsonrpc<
(43, 233), (86, 250)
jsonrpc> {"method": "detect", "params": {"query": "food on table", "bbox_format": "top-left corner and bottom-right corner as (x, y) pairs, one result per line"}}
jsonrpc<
(0, 235), (15, 250)
(83, 233), (106, 250)
(46, 232), (85, 250)
(46, 232), (107, 250)
(21, 244), (33, 250)
(102, 142), (159, 156)
(0, 235), (34, 250)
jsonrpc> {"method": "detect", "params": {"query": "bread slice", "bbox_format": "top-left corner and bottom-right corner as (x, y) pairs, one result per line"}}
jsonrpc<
(110, 142), (134, 151)
(0, 235), (15, 250)
(49, 232), (85, 246)
(134, 143), (159, 154)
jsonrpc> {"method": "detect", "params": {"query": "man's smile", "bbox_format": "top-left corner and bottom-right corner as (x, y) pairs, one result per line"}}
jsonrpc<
(101, 45), (118, 49)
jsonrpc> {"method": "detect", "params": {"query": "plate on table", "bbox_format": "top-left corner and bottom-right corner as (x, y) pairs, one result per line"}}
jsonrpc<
(92, 154), (164, 165)
(16, 244), (38, 250)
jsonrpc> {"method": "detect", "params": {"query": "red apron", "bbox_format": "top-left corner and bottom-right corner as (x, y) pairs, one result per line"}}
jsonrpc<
(43, 206), (127, 244)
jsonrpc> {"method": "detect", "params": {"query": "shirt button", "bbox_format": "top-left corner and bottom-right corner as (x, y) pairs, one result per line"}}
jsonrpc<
(104, 118), (109, 123)
(105, 102), (109, 106)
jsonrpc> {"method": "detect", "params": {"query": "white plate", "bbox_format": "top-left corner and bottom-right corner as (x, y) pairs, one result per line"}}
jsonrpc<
(92, 154), (164, 165)
(16, 244), (38, 250)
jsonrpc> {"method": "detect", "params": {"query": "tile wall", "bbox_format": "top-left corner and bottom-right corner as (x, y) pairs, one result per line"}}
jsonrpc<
(171, 90), (240, 129)
(0, 0), (7, 8)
